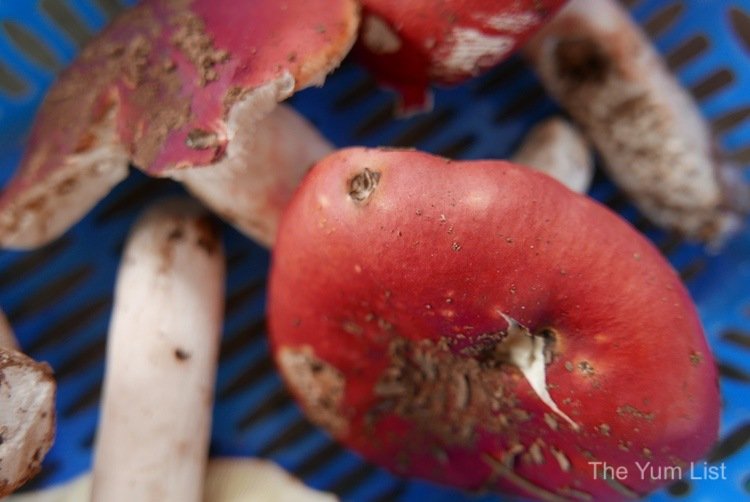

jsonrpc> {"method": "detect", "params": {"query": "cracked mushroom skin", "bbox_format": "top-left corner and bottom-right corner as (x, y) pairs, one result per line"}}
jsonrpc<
(354, 0), (567, 112)
(268, 148), (719, 501)
(0, 0), (358, 250)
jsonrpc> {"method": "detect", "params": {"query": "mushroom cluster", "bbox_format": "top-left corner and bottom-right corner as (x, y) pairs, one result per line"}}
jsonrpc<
(1, 0), (744, 500)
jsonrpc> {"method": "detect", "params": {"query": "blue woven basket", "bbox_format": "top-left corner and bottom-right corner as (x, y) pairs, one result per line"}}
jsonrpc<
(1, 0), (749, 500)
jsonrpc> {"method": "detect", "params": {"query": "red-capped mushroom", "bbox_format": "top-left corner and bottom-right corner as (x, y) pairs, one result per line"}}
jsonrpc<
(524, 0), (748, 245)
(268, 147), (719, 501)
(355, 0), (568, 112)
(0, 0), (358, 250)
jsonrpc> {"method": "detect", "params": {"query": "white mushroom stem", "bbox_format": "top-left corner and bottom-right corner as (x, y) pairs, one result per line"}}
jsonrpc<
(10, 459), (337, 502)
(90, 198), (225, 502)
(497, 314), (579, 431)
(524, 0), (747, 244)
(0, 349), (56, 497)
(0, 309), (18, 351)
(172, 75), (333, 248)
(511, 117), (593, 194)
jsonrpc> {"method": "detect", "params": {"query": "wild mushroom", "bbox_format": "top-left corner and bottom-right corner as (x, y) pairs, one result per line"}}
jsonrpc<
(354, 0), (568, 112)
(524, 0), (748, 245)
(0, 0), (358, 250)
(268, 147), (719, 500)
(511, 117), (593, 194)
(9, 458), (336, 501)
(0, 342), (56, 497)
(90, 198), (224, 502)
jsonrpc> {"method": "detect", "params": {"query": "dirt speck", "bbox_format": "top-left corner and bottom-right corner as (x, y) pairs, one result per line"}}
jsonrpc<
(342, 320), (363, 336)
(174, 348), (191, 361)
(577, 360), (595, 376)
(596, 423), (611, 436)
(544, 413), (558, 431)
(193, 215), (219, 255)
(618, 439), (633, 452)
(550, 446), (571, 472)
(186, 129), (220, 150)
(349, 168), (381, 203)
(617, 404), (655, 421)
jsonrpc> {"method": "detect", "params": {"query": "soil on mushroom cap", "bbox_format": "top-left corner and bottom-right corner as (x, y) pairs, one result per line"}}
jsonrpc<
(277, 346), (349, 437)
(371, 336), (537, 447)
(23, 0), (240, 177)
(170, 10), (230, 86)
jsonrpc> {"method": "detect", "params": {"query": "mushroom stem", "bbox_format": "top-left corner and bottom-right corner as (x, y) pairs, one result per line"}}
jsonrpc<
(0, 348), (56, 497)
(0, 309), (18, 351)
(524, 0), (747, 244)
(511, 117), (593, 194)
(172, 78), (333, 248)
(90, 198), (225, 502)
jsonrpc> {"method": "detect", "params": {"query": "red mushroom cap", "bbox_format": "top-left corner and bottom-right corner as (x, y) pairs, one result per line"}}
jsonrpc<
(355, 0), (567, 111)
(268, 147), (719, 501)
(0, 0), (358, 249)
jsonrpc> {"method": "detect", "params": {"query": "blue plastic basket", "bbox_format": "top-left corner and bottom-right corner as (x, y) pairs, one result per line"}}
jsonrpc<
(0, 0), (749, 500)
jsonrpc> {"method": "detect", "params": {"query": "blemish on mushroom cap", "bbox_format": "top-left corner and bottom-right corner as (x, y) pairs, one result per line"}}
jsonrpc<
(348, 168), (381, 203)
(277, 346), (349, 437)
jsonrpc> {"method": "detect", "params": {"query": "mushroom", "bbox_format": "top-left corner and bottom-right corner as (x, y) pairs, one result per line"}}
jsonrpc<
(0, 329), (56, 497)
(90, 198), (224, 502)
(524, 0), (748, 245)
(9, 459), (336, 501)
(354, 0), (568, 112)
(268, 147), (719, 501)
(511, 117), (593, 194)
(0, 0), (358, 250)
